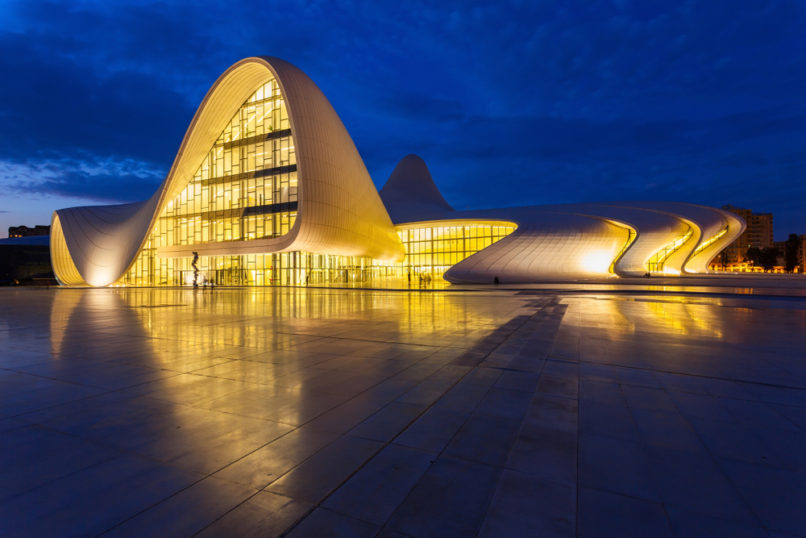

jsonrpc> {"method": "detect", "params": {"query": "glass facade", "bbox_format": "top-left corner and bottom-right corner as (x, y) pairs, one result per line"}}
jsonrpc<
(121, 208), (515, 287)
(693, 226), (729, 256)
(114, 78), (518, 288)
(122, 78), (297, 286)
(646, 228), (694, 274)
(609, 227), (637, 273)
(390, 222), (517, 284)
(166, 252), (376, 287)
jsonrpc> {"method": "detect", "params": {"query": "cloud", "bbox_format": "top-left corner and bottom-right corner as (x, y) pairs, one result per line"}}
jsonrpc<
(1, 0), (805, 236)
(0, 154), (164, 203)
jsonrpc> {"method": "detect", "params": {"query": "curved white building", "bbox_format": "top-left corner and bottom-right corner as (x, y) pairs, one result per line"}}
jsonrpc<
(51, 57), (744, 287)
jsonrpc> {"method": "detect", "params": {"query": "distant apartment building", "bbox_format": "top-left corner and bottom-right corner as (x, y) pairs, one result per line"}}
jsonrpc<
(8, 225), (50, 238)
(721, 206), (773, 263)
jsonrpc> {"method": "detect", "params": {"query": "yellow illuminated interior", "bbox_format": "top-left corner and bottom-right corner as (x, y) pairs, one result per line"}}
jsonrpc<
(120, 208), (515, 286)
(121, 78), (297, 286)
(388, 221), (517, 283)
(608, 223), (637, 274)
(692, 226), (728, 256)
(113, 77), (518, 288)
(646, 228), (693, 274)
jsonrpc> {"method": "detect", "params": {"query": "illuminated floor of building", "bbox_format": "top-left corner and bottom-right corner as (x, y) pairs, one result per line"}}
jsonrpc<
(1, 286), (806, 536)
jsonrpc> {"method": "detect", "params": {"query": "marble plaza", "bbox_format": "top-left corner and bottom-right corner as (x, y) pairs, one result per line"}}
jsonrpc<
(1, 284), (806, 536)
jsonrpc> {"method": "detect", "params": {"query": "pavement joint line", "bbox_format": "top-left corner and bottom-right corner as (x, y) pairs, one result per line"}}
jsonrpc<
(376, 301), (561, 537)
(522, 290), (806, 302)
(574, 342), (582, 538)
(543, 354), (806, 394)
(573, 357), (806, 393)
(476, 318), (566, 533)
(661, 377), (770, 531)
(277, 304), (547, 537)
(2, 371), (188, 421)
(145, 343), (448, 536)
(96, 419), (310, 536)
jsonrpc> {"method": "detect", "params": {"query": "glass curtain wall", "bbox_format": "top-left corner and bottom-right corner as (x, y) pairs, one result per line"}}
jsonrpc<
(116, 76), (518, 288)
(119, 219), (516, 287)
(645, 228), (694, 274)
(388, 222), (517, 284)
(173, 252), (375, 287)
(122, 78), (297, 286)
(693, 226), (729, 256)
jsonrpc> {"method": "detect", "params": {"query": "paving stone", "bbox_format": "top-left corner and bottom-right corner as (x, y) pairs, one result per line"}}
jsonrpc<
(665, 505), (768, 538)
(579, 433), (657, 501)
(212, 426), (339, 490)
(689, 418), (777, 466)
(719, 460), (806, 535)
(648, 456), (758, 524)
(286, 507), (379, 537)
(348, 401), (426, 442)
(443, 412), (524, 467)
(323, 444), (435, 524)
(507, 422), (577, 486)
(631, 408), (705, 453)
(102, 476), (257, 537)
(622, 384), (677, 411)
(578, 488), (673, 538)
(385, 457), (500, 537)
(480, 469), (575, 537)
(266, 435), (383, 503)
(0, 425), (120, 502)
(197, 491), (312, 537)
(394, 407), (472, 453)
(0, 454), (203, 537)
(580, 401), (640, 441)
(536, 373), (578, 399)
(526, 393), (579, 431)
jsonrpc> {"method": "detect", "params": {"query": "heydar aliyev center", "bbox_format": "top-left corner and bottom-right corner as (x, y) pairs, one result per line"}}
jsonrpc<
(50, 57), (745, 287)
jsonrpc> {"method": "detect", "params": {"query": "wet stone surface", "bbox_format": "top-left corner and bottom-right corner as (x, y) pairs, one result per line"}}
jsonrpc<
(1, 286), (806, 537)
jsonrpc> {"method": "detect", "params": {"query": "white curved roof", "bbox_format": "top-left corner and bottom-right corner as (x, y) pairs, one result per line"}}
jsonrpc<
(51, 57), (404, 286)
(380, 159), (746, 282)
(49, 57), (744, 287)
(444, 212), (631, 283)
(379, 155), (454, 222)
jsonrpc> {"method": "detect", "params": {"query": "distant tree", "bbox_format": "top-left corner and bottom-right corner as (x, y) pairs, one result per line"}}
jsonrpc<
(785, 233), (800, 272)
(746, 246), (779, 272)
(719, 249), (729, 270)
(746, 246), (763, 267)
(761, 247), (778, 271)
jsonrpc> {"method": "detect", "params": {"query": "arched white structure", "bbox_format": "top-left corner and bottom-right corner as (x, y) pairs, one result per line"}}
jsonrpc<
(434, 201), (744, 283)
(51, 57), (745, 287)
(51, 57), (403, 287)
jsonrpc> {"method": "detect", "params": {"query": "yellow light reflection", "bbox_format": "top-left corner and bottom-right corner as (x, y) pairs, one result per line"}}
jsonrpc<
(646, 228), (694, 274)
(581, 250), (615, 274)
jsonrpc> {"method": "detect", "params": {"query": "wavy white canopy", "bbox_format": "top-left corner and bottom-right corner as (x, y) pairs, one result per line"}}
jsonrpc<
(380, 156), (745, 283)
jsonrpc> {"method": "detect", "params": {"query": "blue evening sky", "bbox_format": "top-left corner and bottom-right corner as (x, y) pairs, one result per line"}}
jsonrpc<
(1, 0), (804, 238)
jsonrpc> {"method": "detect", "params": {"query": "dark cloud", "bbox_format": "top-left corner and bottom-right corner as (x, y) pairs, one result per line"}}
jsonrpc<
(1, 0), (806, 236)
(0, 154), (164, 203)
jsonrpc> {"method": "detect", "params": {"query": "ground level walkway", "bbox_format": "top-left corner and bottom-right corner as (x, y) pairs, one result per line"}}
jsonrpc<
(1, 284), (805, 536)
